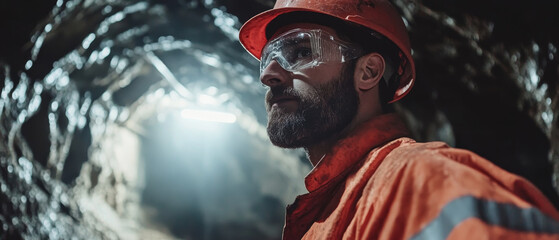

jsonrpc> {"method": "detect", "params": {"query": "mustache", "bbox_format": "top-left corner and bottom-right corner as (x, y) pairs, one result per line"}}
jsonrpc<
(265, 87), (301, 106)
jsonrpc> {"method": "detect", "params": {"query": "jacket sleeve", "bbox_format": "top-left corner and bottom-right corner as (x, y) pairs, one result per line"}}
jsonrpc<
(358, 142), (559, 240)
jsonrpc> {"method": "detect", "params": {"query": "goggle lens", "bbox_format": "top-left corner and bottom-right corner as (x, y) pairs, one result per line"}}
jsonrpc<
(260, 29), (362, 73)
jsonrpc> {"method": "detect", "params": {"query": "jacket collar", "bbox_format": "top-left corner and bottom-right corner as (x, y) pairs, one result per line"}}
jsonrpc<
(304, 113), (410, 192)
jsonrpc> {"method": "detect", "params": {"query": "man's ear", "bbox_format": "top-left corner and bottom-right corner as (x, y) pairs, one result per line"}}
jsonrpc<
(355, 52), (385, 91)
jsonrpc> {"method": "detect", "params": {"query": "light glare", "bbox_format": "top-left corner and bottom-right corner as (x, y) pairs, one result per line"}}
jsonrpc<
(198, 94), (218, 105)
(181, 109), (236, 123)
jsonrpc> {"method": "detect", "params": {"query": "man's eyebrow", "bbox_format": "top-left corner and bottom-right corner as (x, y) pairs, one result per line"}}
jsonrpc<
(284, 38), (311, 46)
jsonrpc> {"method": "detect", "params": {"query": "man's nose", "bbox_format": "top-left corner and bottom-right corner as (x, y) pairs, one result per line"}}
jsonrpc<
(260, 60), (290, 87)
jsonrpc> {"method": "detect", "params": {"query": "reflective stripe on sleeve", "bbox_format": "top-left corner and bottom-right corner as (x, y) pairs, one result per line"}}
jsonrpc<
(410, 195), (559, 240)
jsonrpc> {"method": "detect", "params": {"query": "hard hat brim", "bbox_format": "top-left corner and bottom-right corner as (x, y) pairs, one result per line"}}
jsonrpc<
(239, 7), (322, 60)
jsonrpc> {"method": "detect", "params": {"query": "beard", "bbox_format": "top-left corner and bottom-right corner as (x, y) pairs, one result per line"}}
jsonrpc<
(265, 63), (359, 148)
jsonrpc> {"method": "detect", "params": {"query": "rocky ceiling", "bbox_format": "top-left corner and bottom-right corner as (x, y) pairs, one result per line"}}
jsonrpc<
(0, 0), (558, 239)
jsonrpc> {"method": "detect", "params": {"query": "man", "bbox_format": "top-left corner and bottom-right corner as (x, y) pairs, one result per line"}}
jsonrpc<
(238, 0), (559, 239)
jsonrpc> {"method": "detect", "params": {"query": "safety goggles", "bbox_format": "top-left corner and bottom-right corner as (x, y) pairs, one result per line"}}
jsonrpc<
(260, 29), (363, 73)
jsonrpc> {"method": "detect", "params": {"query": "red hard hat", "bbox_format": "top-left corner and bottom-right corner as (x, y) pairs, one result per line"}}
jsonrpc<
(239, 0), (415, 102)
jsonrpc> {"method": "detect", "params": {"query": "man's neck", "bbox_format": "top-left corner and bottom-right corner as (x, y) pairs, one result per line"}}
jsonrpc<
(304, 137), (338, 166)
(304, 109), (385, 166)
(304, 117), (363, 166)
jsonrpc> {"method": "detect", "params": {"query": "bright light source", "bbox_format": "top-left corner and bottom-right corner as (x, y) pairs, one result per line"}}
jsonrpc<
(198, 94), (218, 105)
(181, 109), (236, 123)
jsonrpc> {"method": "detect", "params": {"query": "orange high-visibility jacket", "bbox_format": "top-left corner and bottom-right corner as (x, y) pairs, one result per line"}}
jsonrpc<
(282, 114), (559, 240)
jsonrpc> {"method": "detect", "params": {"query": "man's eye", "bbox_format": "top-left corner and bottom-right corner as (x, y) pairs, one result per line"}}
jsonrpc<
(287, 47), (311, 63)
(295, 48), (312, 59)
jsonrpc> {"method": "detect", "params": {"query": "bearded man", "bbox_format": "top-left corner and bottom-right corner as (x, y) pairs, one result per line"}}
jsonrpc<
(239, 0), (559, 239)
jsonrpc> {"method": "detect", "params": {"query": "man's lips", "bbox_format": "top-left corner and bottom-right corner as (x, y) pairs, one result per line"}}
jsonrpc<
(268, 96), (298, 108)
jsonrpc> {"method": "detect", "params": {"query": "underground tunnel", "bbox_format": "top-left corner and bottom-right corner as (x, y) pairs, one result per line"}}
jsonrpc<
(1, 0), (558, 239)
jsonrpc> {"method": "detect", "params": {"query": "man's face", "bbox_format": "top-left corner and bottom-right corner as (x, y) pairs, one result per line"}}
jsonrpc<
(260, 24), (359, 148)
